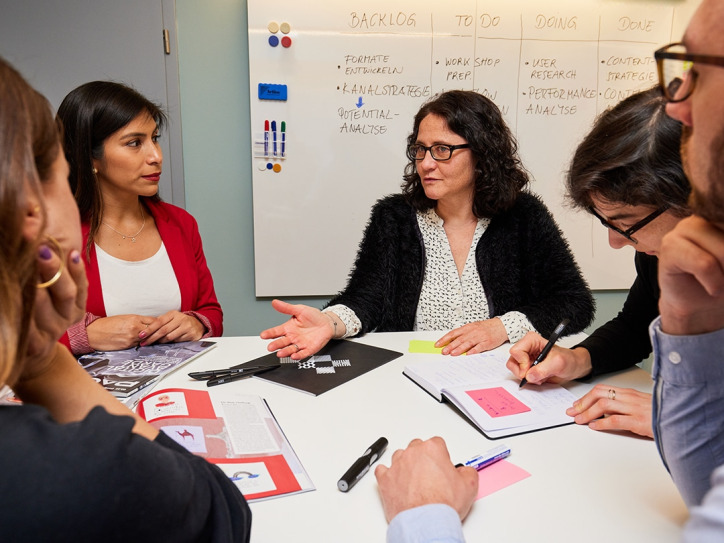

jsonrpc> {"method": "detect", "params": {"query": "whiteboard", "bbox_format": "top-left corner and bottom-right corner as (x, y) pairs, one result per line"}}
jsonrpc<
(248, 0), (699, 296)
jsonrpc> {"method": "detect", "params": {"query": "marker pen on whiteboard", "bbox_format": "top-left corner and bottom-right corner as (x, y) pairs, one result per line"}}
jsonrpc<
(271, 120), (277, 157)
(264, 120), (269, 157)
(281, 121), (286, 157)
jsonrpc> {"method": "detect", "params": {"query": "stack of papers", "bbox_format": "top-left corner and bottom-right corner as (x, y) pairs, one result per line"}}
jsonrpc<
(78, 341), (216, 405)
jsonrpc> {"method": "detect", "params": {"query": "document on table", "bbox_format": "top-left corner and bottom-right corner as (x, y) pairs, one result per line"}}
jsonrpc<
(137, 387), (314, 501)
(403, 347), (576, 439)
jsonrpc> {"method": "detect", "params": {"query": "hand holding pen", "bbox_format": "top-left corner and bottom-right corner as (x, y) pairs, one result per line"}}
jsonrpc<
(508, 329), (596, 385)
(515, 319), (570, 388)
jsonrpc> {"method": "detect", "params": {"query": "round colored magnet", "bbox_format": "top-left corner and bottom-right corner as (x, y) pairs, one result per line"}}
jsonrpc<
(268, 35), (279, 47)
(281, 36), (292, 48)
(272, 163), (282, 173)
(267, 21), (279, 33)
(280, 22), (291, 34)
(257, 161), (267, 171)
(266, 163), (273, 170)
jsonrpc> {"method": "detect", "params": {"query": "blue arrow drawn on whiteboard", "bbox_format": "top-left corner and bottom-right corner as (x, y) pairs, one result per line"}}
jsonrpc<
(356, 96), (364, 108)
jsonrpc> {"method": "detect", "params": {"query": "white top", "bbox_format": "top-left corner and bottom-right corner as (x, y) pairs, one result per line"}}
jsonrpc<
(96, 242), (181, 317)
(415, 207), (534, 342)
(414, 208), (489, 329)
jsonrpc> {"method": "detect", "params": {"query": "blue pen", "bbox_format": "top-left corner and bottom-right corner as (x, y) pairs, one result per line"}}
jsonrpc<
(271, 120), (277, 156)
(456, 444), (510, 470)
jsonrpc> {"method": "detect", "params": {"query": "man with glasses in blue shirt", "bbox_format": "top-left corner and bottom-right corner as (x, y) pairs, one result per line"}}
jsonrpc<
(647, 0), (724, 537)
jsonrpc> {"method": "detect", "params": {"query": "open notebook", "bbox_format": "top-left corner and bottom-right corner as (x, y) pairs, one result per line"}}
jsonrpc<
(403, 346), (576, 439)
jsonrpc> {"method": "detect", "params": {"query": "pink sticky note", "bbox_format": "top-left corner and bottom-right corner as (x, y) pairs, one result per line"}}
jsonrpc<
(476, 460), (531, 499)
(466, 387), (531, 418)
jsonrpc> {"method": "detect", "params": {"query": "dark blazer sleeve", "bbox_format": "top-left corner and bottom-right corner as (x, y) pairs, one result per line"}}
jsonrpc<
(577, 252), (659, 377)
(481, 193), (595, 338)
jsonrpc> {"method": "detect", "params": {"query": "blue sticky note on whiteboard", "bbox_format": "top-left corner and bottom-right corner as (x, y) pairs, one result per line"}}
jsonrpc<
(258, 83), (288, 101)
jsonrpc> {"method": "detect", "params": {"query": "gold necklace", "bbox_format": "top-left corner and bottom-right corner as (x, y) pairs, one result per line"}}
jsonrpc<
(102, 205), (146, 243)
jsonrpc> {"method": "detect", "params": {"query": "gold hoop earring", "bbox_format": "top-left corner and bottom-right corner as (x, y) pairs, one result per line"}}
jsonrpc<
(37, 236), (65, 289)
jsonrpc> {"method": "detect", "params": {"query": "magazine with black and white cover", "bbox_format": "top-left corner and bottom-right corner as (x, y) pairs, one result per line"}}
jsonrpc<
(78, 340), (217, 400)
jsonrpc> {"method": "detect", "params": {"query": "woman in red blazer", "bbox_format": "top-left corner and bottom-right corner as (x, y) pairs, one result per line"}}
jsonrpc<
(58, 82), (222, 355)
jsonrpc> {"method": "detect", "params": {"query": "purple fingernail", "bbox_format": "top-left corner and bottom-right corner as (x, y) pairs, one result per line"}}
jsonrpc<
(70, 250), (81, 264)
(39, 245), (52, 260)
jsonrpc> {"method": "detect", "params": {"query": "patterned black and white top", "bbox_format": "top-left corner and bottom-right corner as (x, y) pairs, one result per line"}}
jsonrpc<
(326, 207), (535, 342)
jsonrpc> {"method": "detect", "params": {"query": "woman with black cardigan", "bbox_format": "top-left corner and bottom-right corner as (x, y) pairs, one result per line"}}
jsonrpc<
(262, 90), (594, 360)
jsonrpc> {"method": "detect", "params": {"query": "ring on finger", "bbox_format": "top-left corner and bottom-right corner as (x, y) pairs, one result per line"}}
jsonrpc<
(293, 343), (299, 352)
(37, 236), (65, 289)
(608, 388), (616, 400)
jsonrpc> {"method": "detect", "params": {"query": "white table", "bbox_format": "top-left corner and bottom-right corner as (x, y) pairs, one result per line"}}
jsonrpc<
(153, 332), (687, 542)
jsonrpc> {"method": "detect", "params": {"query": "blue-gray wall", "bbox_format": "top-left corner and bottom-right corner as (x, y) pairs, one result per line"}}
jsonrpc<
(175, 0), (629, 339)
(176, 0), (328, 338)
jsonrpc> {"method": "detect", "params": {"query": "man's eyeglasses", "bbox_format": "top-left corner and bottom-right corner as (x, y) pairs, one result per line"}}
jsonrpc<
(655, 42), (724, 102)
(407, 143), (470, 162)
(588, 206), (668, 244)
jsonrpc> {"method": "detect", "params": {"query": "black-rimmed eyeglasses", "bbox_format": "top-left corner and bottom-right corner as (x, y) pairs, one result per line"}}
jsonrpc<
(407, 143), (471, 161)
(588, 206), (668, 244)
(655, 42), (724, 102)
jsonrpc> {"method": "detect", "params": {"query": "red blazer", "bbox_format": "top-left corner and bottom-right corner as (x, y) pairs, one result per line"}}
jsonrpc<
(61, 199), (223, 354)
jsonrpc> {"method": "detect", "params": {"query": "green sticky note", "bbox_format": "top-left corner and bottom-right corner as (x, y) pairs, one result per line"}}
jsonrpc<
(409, 340), (443, 354)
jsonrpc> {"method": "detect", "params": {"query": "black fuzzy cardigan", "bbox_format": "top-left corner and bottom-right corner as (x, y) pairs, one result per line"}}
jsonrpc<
(327, 193), (595, 339)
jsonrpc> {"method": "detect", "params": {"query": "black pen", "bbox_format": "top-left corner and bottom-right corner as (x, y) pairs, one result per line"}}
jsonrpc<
(206, 365), (279, 387)
(337, 437), (388, 492)
(189, 366), (266, 381)
(519, 318), (570, 389)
